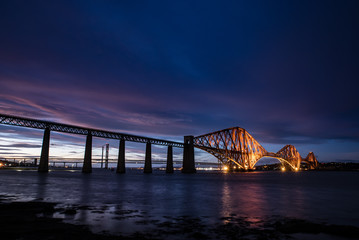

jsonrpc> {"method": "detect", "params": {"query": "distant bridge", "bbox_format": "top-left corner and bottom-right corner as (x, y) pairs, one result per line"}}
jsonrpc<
(0, 114), (318, 173)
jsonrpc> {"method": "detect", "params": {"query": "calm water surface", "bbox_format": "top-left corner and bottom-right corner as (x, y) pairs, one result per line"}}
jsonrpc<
(0, 169), (358, 235)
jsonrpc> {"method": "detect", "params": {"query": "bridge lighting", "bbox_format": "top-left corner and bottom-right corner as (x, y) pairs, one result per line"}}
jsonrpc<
(295, 167), (299, 171)
(281, 167), (285, 171)
(194, 127), (319, 171)
(223, 166), (229, 171)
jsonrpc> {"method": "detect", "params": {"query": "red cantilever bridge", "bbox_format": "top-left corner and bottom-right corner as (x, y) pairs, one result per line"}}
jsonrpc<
(193, 127), (319, 171)
(0, 114), (318, 173)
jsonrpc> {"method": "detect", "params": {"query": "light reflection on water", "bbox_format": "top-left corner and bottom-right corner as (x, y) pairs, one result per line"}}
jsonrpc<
(0, 169), (358, 234)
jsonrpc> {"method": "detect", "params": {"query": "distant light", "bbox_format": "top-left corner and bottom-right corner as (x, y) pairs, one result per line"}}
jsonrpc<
(295, 167), (299, 171)
(223, 166), (228, 171)
(281, 167), (285, 171)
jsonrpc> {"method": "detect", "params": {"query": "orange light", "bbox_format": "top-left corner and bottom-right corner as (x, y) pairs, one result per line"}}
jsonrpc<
(223, 166), (228, 171)
(281, 167), (285, 171)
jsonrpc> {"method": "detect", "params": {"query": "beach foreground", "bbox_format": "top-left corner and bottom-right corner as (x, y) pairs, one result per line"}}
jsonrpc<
(1, 197), (358, 240)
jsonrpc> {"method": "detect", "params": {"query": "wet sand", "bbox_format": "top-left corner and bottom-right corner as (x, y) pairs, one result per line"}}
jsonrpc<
(1, 196), (358, 240)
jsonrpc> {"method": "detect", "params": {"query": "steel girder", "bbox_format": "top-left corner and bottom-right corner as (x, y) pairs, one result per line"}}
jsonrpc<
(0, 113), (183, 148)
(194, 127), (319, 170)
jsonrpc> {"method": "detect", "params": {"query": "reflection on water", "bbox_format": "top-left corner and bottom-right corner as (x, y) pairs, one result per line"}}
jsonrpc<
(221, 181), (231, 218)
(221, 179), (267, 220)
(0, 169), (358, 234)
(36, 173), (48, 201)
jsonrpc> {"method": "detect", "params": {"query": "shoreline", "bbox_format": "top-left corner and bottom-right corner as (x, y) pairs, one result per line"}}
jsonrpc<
(1, 197), (358, 240)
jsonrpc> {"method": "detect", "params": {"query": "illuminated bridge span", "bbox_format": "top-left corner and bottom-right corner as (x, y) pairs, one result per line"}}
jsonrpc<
(0, 114), (318, 173)
(193, 127), (319, 171)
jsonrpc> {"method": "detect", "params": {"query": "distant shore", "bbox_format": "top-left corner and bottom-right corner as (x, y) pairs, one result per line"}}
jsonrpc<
(1, 160), (359, 172)
(1, 196), (358, 240)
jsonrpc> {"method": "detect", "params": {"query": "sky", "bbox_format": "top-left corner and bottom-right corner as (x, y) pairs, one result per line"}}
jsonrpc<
(0, 0), (358, 164)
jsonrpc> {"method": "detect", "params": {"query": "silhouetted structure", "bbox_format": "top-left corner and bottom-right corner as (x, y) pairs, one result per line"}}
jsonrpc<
(116, 139), (126, 173)
(0, 114), (181, 173)
(182, 136), (196, 173)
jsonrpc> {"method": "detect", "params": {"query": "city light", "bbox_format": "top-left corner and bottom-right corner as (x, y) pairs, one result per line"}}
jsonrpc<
(281, 167), (285, 171)
(223, 166), (229, 171)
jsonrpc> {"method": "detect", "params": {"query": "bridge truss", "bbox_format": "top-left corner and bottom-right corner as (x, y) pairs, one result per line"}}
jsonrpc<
(194, 127), (319, 170)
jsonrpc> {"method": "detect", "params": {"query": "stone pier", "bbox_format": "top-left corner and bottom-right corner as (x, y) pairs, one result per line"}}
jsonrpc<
(116, 139), (126, 173)
(82, 132), (92, 173)
(38, 128), (50, 173)
(182, 135), (196, 173)
(166, 145), (174, 173)
(144, 142), (152, 173)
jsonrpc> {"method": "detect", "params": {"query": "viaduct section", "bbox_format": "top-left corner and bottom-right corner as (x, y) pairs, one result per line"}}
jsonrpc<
(0, 114), (196, 174)
(0, 114), (318, 173)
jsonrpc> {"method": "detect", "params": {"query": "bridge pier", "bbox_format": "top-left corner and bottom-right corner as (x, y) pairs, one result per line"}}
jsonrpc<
(116, 139), (126, 173)
(105, 143), (109, 169)
(82, 132), (92, 173)
(38, 127), (50, 173)
(166, 145), (174, 173)
(144, 142), (152, 173)
(182, 136), (196, 173)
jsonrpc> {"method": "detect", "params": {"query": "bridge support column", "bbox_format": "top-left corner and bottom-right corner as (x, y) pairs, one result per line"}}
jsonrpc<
(38, 128), (50, 173)
(116, 139), (126, 173)
(182, 136), (196, 173)
(166, 145), (174, 173)
(144, 142), (152, 173)
(82, 132), (92, 173)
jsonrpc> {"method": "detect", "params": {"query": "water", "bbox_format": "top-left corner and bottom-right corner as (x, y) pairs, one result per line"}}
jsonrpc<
(0, 169), (358, 237)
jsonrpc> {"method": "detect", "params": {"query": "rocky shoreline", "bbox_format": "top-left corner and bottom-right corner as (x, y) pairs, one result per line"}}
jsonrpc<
(1, 197), (358, 240)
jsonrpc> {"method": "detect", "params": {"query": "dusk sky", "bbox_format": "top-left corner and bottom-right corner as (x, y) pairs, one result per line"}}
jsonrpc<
(0, 0), (358, 163)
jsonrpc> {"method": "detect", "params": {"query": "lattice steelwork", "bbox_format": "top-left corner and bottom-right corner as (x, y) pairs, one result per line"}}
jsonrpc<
(194, 127), (319, 170)
(303, 152), (319, 169)
(0, 113), (183, 148)
(273, 145), (302, 169)
(194, 127), (267, 169)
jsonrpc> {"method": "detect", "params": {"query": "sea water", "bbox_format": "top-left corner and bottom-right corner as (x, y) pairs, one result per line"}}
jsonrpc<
(0, 169), (358, 236)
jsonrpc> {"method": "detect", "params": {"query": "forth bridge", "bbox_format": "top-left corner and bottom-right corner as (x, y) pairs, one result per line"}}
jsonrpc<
(0, 113), (318, 173)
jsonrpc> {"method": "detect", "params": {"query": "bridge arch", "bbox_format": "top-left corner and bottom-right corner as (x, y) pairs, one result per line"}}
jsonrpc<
(253, 156), (298, 171)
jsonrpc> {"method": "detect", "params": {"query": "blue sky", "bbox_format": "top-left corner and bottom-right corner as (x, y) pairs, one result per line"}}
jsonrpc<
(0, 0), (358, 163)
